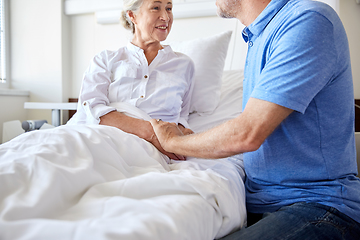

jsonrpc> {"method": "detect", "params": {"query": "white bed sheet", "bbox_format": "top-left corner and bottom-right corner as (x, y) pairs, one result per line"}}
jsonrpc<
(0, 70), (246, 240)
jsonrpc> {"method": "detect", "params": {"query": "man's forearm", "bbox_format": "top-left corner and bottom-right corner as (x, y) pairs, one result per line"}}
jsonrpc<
(167, 130), (235, 159)
(151, 98), (294, 159)
(152, 116), (257, 159)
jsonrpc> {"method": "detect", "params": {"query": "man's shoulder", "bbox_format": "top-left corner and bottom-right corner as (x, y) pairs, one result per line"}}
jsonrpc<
(268, 0), (338, 39)
(282, 0), (338, 22)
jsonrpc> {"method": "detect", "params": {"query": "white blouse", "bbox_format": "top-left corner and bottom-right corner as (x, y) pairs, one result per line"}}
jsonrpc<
(68, 43), (195, 128)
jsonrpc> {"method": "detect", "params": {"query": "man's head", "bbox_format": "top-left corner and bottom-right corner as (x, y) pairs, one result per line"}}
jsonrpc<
(216, 0), (271, 26)
(216, 0), (241, 19)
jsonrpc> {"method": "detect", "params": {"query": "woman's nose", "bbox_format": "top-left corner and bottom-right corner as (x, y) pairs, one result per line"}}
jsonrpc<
(160, 10), (170, 21)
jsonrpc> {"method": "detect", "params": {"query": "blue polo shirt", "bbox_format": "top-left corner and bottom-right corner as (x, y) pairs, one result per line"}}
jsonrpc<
(242, 0), (360, 223)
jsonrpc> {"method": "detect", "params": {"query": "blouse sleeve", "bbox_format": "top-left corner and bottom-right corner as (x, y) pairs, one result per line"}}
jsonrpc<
(178, 59), (195, 129)
(77, 50), (117, 124)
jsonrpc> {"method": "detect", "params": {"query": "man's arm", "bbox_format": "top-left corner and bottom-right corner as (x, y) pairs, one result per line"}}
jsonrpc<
(150, 97), (293, 159)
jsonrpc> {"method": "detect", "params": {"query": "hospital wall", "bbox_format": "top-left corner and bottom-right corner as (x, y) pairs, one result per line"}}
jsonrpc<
(341, 1), (360, 101)
(0, 0), (360, 143)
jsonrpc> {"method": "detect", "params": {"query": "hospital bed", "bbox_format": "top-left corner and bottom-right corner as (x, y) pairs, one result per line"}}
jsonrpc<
(0, 30), (247, 240)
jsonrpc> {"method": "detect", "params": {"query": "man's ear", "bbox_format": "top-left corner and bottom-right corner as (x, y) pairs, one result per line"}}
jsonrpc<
(127, 10), (136, 24)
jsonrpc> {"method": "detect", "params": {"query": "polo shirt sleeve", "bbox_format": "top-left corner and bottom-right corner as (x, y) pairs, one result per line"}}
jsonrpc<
(252, 11), (338, 114)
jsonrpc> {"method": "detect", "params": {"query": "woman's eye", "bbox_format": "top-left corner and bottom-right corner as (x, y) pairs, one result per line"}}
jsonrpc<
(153, 6), (159, 10)
(166, 7), (172, 11)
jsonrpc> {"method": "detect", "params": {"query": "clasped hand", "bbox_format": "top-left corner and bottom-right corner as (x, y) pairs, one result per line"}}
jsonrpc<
(150, 119), (193, 160)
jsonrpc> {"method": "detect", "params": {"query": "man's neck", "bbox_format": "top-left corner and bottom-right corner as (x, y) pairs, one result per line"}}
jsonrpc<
(237, 0), (271, 26)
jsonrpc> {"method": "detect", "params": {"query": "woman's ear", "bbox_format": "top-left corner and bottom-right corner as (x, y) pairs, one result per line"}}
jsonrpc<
(127, 10), (136, 24)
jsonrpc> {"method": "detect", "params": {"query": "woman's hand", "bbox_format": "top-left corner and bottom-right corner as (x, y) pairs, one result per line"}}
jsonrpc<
(100, 111), (186, 160)
(177, 124), (194, 136)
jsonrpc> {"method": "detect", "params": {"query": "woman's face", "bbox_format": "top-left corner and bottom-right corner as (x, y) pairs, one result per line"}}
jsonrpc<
(131, 0), (173, 43)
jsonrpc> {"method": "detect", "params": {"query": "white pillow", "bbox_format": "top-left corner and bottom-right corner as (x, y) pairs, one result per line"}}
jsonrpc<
(169, 31), (232, 114)
(189, 70), (244, 133)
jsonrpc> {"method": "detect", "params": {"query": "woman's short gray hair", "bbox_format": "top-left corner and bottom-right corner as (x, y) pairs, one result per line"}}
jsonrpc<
(120, 0), (144, 34)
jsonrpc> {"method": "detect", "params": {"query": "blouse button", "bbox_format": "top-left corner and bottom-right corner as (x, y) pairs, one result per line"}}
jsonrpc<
(83, 102), (87, 106)
(144, 75), (148, 79)
(140, 95), (144, 98)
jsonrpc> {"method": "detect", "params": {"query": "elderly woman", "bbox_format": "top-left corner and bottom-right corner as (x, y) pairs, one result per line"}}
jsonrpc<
(68, 0), (195, 160)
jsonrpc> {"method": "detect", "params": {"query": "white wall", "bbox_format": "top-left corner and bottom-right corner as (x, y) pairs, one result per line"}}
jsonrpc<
(9, 0), (70, 124)
(340, 1), (360, 99)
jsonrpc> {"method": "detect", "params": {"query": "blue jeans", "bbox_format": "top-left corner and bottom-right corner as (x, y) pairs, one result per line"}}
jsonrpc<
(220, 202), (360, 240)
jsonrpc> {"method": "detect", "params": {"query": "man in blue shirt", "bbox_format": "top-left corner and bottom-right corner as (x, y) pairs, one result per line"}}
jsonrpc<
(151, 0), (360, 239)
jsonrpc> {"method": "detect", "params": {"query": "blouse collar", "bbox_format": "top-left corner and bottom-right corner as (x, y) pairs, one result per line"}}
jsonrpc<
(126, 42), (173, 55)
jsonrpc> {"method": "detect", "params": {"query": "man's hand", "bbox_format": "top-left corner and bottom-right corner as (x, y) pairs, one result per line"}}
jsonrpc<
(177, 124), (194, 136)
(144, 125), (186, 161)
(150, 119), (185, 154)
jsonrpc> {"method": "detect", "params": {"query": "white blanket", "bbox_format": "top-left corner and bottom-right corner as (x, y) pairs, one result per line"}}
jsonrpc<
(0, 124), (246, 240)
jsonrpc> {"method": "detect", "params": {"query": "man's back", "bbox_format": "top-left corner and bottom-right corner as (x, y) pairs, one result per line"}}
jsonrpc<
(241, 0), (360, 224)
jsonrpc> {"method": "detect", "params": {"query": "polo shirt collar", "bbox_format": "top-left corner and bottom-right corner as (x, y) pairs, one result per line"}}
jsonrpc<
(243, 0), (290, 41)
